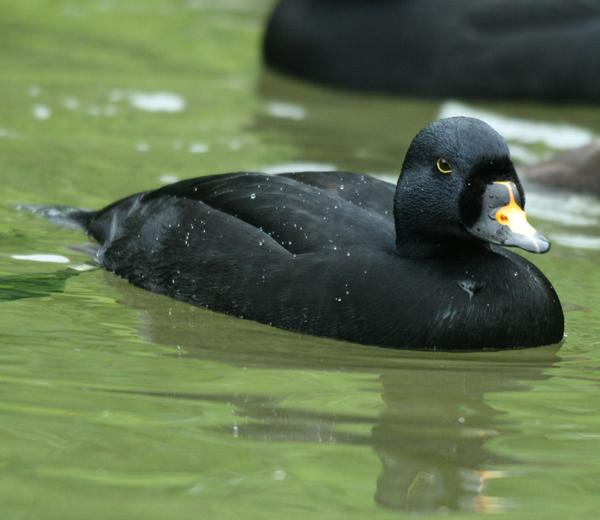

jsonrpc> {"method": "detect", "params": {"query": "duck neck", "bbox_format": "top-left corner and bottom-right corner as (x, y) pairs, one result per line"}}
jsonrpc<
(395, 237), (455, 259)
(394, 227), (458, 259)
(393, 192), (439, 258)
(392, 181), (478, 259)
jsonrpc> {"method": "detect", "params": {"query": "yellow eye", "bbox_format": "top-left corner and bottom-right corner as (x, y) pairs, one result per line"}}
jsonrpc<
(436, 158), (452, 174)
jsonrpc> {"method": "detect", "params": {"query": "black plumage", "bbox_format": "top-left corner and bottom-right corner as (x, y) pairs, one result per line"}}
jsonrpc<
(264, 0), (600, 102)
(39, 117), (564, 350)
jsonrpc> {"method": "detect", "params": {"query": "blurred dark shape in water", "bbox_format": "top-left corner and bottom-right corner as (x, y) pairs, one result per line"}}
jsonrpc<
(109, 278), (560, 513)
(521, 140), (600, 195)
(264, 0), (600, 103)
(0, 269), (79, 302)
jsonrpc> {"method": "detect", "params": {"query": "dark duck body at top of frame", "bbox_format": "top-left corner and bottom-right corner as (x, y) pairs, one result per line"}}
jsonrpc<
(32, 117), (564, 350)
(263, 0), (600, 103)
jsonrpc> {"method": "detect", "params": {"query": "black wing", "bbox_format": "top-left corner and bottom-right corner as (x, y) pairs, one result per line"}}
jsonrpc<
(280, 171), (396, 216)
(134, 171), (396, 254)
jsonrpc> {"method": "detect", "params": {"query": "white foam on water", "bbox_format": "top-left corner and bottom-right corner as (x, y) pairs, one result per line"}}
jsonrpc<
(551, 234), (600, 250)
(438, 101), (594, 149)
(87, 105), (102, 116)
(27, 85), (41, 97)
(61, 96), (80, 110)
(189, 142), (209, 154)
(83, 104), (116, 117)
(159, 174), (180, 184)
(0, 128), (17, 139)
(69, 264), (96, 272)
(509, 143), (543, 165)
(526, 190), (600, 227)
(33, 104), (52, 120)
(11, 254), (70, 264)
(136, 141), (150, 152)
(266, 101), (306, 121)
(262, 162), (336, 174)
(225, 138), (244, 151)
(128, 91), (186, 113)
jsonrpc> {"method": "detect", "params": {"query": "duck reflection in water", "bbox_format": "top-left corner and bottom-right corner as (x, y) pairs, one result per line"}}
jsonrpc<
(0, 269), (80, 303)
(109, 280), (561, 514)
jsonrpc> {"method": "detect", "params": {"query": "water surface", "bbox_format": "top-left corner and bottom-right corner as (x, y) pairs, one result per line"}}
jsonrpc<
(1, 1), (600, 518)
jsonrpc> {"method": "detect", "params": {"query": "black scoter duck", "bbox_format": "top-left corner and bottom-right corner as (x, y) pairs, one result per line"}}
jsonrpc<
(264, 0), (600, 102)
(37, 117), (564, 350)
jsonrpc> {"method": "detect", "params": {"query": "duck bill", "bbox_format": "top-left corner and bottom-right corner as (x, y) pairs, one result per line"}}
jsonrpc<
(467, 181), (550, 254)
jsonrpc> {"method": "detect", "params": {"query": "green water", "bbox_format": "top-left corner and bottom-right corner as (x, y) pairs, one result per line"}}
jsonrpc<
(2, 1), (600, 518)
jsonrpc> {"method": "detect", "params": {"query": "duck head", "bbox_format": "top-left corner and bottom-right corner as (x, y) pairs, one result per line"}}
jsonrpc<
(394, 117), (549, 257)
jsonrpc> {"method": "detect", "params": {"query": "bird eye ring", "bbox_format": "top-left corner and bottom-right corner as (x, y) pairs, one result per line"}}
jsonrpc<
(436, 158), (452, 174)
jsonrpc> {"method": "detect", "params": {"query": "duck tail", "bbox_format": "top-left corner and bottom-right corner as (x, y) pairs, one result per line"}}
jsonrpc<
(17, 204), (96, 232)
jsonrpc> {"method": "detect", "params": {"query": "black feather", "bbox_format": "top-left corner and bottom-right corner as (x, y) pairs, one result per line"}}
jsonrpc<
(29, 117), (564, 350)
